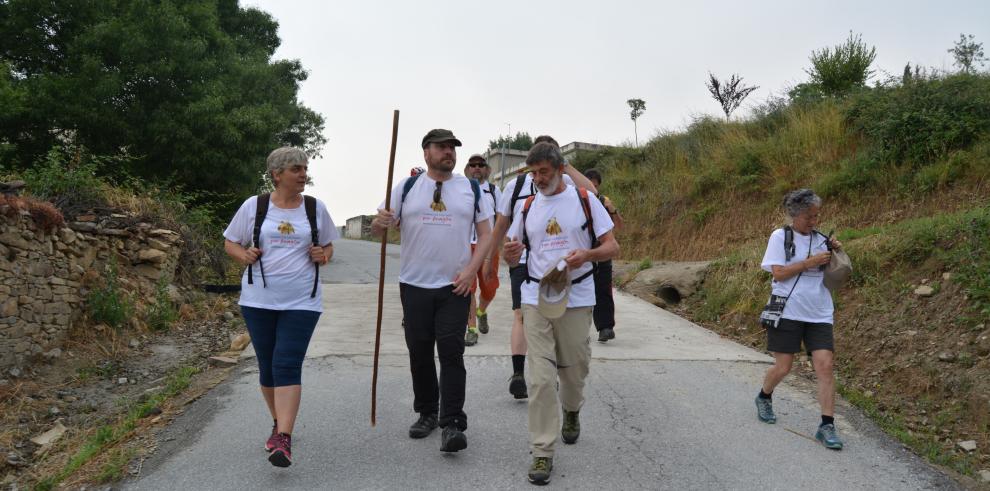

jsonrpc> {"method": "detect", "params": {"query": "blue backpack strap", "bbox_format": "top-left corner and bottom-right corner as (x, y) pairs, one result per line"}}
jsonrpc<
(304, 195), (319, 298)
(249, 193), (270, 287)
(398, 173), (420, 220)
(469, 178), (481, 216)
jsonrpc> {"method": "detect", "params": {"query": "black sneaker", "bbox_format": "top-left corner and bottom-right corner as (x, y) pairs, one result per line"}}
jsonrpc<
(439, 426), (467, 452)
(408, 413), (438, 439)
(561, 410), (580, 444)
(597, 328), (615, 343)
(509, 372), (528, 399)
(527, 457), (553, 485)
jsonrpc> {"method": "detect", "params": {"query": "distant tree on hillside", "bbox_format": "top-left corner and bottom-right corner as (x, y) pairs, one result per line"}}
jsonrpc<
(949, 33), (986, 74)
(489, 132), (533, 151)
(627, 98), (646, 146)
(806, 31), (876, 97)
(706, 73), (758, 121)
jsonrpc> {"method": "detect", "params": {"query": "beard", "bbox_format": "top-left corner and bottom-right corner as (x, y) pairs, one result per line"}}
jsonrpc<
(537, 174), (561, 196)
(429, 158), (455, 173)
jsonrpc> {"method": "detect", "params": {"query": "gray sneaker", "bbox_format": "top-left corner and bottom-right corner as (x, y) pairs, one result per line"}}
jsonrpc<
(465, 328), (478, 346)
(815, 423), (844, 450)
(755, 396), (776, 424)
(477, 311), (489, 334)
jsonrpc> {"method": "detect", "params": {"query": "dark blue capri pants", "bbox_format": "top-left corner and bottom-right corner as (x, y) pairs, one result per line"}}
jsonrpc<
(240, 306), (320, 387)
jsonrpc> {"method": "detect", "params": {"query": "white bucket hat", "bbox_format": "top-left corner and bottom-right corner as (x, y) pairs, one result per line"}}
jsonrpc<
(537, 259), (571, 319)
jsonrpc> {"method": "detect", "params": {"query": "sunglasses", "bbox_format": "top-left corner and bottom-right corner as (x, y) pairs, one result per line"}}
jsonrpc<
(467, 162), (488, 168)
(433, 181), (443, 204)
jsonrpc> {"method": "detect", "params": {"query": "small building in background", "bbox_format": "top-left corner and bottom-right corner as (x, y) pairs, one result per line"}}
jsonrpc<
(345, 215), (374, 240)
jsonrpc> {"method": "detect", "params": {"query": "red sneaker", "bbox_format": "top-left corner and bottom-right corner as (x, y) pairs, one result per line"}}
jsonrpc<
(264, 423), (278, 452)
(268, 433), (292, 467)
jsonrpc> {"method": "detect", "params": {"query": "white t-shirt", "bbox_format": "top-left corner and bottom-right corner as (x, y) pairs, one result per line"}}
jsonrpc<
(507, 184), (613, 308)
(498, 173), (575, 264)
(471, 180), (502, 244)
(760, 228), (834, 324)
(380, 174), (495, 289)
(224, 195), (339, 312)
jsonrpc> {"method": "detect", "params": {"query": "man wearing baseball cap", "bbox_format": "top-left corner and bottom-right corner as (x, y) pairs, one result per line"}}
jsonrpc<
(372, 129), (495, 453)
(503, 142), (619, 485)
(463, 153), (501, 347)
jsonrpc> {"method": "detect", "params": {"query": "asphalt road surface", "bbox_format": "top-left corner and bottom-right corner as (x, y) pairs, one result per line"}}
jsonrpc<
(126, 239), (960, 490)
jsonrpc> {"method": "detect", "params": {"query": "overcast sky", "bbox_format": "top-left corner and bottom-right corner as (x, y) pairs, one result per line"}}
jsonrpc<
(242, 0), (990, 222)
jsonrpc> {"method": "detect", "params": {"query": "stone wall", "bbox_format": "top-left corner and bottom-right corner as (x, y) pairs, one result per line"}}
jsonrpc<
(0, 207), (182, 370)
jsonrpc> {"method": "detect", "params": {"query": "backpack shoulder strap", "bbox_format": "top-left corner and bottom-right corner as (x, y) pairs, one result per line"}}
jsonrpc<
(783, 225), (795, 262)
(577, 187), (598, 247)
(521, 195), (536, 266)
(303, 195), (320, 298)
(398, 174), (420, 220)
(486, 181), (497, 209)
(248, 194), (271, 286)
(508, 174), (528, 223)
(469, 178), (481, 214)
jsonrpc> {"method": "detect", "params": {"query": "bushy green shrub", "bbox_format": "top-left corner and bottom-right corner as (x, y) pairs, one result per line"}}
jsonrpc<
(21, 146), (111, 216)
(87, 258), (134, 329)
(846, 73), (990, 165)
(146, 276), (178, 331)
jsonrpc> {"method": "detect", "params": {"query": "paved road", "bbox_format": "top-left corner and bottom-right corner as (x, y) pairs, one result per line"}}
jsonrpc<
(127, 239), (959, 490)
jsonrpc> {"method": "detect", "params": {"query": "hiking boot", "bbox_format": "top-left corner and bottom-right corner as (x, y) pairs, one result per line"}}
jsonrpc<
(477, 311), (489, 334)
(264, 422), (278, 452)
(755, 396), (776, 424)
(409, 413), (438, 439)
(439, 426), (467, 452)
(508, 372), (528, 399)
(267, 433), (292, 467)
(597, 328), (615, 343)
(527, 457), (553, 485)
(815, 423), (844, 450)
(561, 410), (580, 444)
(465, 328), (479, 346)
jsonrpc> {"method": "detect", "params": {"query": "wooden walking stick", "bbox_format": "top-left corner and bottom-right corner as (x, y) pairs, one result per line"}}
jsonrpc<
(372, 109), (399, 426)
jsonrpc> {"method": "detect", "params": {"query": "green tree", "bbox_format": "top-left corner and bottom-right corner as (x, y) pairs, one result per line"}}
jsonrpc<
(805, 31), (877, 97)
(948, 33), (986, 74)
(627, 98), (645, 146)
(706, 73), (758, 121)
(0, 0), (325, 208)
(489, 132), (533, 151)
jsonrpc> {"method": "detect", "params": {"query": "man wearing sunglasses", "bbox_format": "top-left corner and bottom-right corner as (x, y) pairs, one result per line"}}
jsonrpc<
(463, 154), (502, 347)
(372, 129), (494, 454)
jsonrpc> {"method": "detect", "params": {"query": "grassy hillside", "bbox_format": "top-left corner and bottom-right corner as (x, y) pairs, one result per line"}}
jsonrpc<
(576, 73), (990, 477)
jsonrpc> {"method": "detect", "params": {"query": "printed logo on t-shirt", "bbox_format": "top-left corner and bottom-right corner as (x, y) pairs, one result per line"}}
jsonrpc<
(268, 221), (302, 248)
(430, 199), (447, 212)
(421, 210), (453, 227)
(539, 218), (569, 253)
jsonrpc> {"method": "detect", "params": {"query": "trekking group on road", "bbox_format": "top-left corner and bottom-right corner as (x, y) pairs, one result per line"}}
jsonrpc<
(222, 130), (849, 484)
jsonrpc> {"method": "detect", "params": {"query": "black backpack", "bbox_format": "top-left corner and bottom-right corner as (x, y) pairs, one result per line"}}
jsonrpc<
(247, 194), (320, 298)
(506, 174), (534, 224)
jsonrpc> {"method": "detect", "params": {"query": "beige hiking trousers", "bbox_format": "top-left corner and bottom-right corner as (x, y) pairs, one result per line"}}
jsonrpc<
(521, 305), (593, 457)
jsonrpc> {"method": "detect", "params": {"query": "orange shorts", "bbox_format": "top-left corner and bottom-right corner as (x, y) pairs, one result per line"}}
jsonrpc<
(470, 244), (500, 301)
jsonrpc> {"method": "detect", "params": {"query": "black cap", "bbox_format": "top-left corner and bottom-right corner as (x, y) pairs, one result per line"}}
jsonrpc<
(421, 129), (463, 149)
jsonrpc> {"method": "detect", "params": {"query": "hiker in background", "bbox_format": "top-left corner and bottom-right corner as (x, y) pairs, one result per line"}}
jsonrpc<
(371, 129), (494, 453)
(223, 147), (338, 468)
(463, 153), (501, 347)
(755, 188), (845, 450)
(583, 169), (622, 342)
(503, 142), (618, 485)
(490, 135), (598, 399)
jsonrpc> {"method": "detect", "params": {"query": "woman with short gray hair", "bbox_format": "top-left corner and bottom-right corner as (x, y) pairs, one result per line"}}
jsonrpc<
(223, 146), (338, 467)
(755, 188), (846, 450)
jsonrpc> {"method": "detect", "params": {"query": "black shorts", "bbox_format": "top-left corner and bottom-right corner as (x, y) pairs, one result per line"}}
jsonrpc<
(766, 318), (834, 355)
(509, 264), (528, 310)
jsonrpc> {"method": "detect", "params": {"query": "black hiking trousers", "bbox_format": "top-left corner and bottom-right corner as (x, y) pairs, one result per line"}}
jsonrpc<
(399, 283), (470, 431)
(592, 260), (615, 331)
